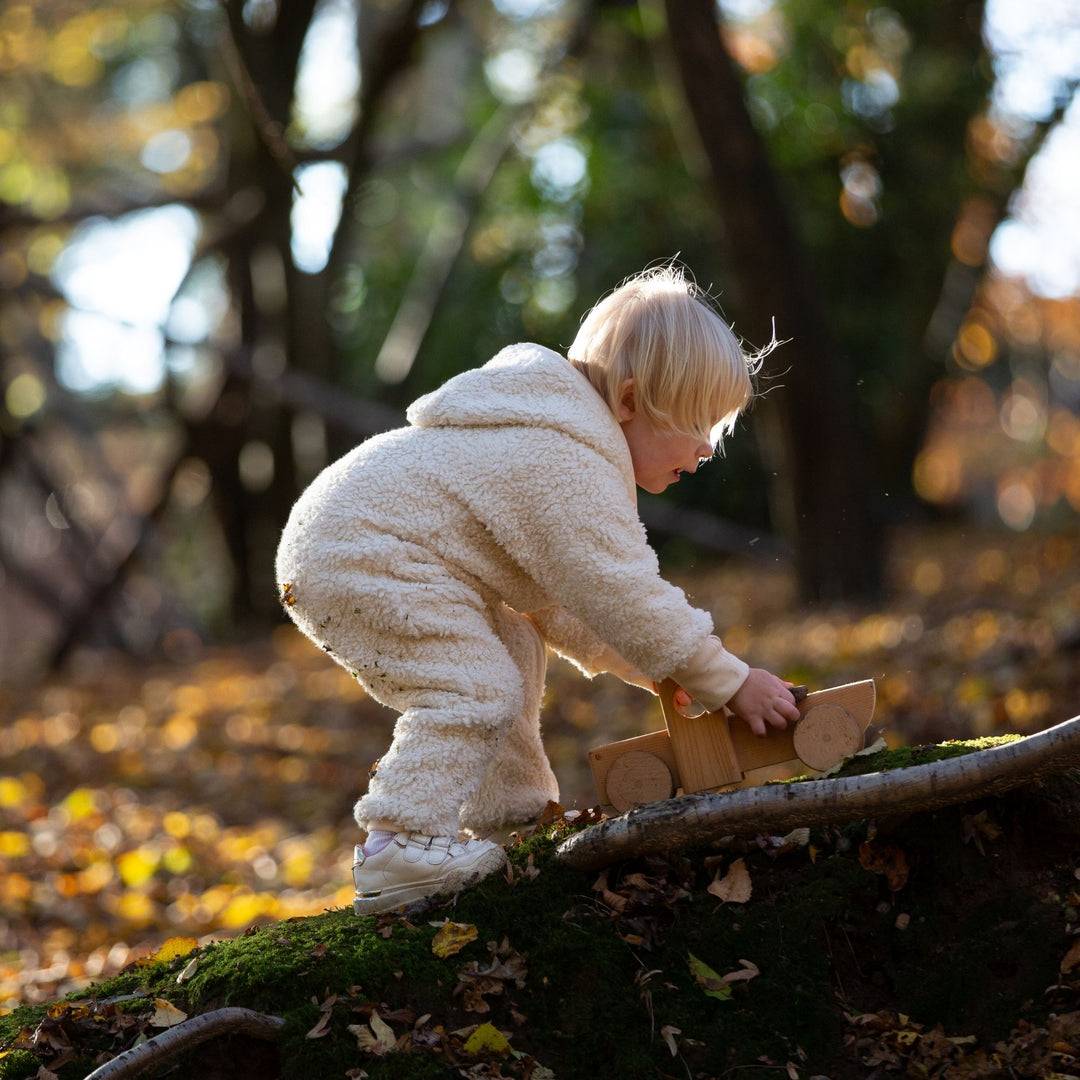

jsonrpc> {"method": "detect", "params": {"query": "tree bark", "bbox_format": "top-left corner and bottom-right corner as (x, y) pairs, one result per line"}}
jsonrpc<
(661, 0), (883, 601)
(555, 713), (1080, 871)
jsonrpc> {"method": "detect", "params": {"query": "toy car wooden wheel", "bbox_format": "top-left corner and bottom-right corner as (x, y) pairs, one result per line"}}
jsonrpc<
(605, 750), (675, 813)
(792, 703), (864, 772)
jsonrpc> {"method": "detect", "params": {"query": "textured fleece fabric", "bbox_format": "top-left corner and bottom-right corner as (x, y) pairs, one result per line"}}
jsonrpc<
(275, 343), (748, 836)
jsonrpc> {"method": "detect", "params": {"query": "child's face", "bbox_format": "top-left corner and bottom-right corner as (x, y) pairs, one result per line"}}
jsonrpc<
(617, 383), (714, 494)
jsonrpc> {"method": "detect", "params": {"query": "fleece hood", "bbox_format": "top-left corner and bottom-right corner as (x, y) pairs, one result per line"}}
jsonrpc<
(406, 343), (633, 487)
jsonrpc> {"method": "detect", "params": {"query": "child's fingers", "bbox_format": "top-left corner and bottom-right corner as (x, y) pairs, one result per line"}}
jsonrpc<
(745, 716), (767, 737)
(674, 686), (693, 709)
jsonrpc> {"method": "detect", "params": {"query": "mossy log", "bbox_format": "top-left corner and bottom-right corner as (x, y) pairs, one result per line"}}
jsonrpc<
(556, 713), (1080, 871)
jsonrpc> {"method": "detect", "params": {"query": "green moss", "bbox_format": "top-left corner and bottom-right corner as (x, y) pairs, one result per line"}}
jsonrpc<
(0, 1049), (39, 1080)
(833, 735), (1021, 778)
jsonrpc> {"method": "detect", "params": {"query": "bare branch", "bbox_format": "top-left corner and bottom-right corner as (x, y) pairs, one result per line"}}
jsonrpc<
(83, 1008), (285, 1080)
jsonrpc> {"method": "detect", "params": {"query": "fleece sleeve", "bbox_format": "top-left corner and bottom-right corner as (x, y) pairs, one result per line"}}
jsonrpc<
(463, 429), (723, 682)
(526, 606), (654, 689)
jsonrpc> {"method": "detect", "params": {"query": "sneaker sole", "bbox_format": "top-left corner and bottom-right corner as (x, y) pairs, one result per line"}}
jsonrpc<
(353, 847), (507, 917)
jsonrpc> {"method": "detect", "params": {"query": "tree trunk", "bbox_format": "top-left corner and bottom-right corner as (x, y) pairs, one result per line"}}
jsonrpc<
(661, 0), (883, 601)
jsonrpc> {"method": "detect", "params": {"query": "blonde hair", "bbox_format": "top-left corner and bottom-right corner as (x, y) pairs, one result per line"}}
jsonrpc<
(568, 264), (761, 446)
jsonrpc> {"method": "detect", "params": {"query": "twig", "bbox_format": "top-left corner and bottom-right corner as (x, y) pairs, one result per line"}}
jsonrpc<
(83, 1007), (285, 1080)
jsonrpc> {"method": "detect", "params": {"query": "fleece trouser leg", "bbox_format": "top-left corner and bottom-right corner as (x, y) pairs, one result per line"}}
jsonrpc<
(277, 557), (529, 836)
(459, 607), (559, 836)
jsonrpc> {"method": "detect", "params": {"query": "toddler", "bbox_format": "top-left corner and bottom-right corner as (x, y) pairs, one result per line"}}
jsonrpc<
(275, 264), (800, 915)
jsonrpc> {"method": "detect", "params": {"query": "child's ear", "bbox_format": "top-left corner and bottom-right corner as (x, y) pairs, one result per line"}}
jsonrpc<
(616, 379), (636, 422)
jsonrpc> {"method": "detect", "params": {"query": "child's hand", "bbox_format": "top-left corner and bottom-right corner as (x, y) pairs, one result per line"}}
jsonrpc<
(726, 668), (801, 737)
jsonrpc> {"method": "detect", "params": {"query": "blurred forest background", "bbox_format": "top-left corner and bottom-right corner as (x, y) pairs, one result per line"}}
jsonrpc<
(0, 0), (1079, 1008)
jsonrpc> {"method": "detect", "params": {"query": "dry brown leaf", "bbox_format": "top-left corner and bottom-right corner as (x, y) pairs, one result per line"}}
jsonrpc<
(349, 1011), (396, 1056)
(149, 1000), (188, 1028)
(592, 869), (629, 913)
(305, 1010), (333, 1039)
(1060, 938), (1080, 974)
(722, 959), (761, 984)
(708, 857), (752, 903)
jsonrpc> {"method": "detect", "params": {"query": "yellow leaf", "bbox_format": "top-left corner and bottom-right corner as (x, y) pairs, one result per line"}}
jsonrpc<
(141, 937), (198, 966)
(431, 921), (478, 959)
(463, 1021), (512, 1056)
(707, 857), (752, 903)
(149, 1000), (188, 1028)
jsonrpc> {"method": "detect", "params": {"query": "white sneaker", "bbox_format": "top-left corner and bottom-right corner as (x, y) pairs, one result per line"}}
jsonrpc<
(352, 833), (506, 916)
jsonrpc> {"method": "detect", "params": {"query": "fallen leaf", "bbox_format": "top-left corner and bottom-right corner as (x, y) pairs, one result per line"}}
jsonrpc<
(962, 810), (1003, 854)
(175, 956), (199, 984)
(305, 1011), (333, 1039)
(349, 1011), (395, 1056)
(661, 1024), (681, 1055)
(688, 952), (733, 1001)
(149, 1000), (188, 1028)
(592, 869), (629, 913)
(722, 959), (761, 984)
(431, 921), (478, 958)
(708, 857), (752, 903)
(1060, 939), (1080, 974)
(776, 828), (811, 854)
(139, 937), (199, 966)
(859, 841), (909, 891)
(462, 1021), (512, 1056)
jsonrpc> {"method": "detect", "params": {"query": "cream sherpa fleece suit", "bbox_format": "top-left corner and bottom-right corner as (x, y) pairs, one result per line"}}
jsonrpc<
(275, 343), (749, 837)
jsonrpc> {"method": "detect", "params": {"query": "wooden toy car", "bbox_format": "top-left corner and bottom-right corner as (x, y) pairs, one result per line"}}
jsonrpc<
(589, 679), (877, 814)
